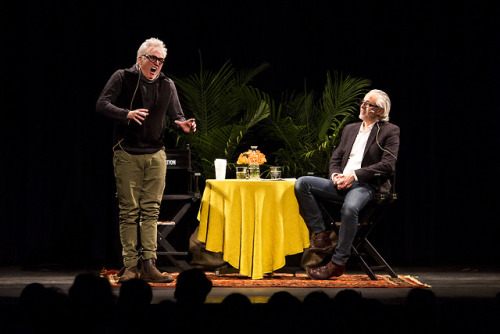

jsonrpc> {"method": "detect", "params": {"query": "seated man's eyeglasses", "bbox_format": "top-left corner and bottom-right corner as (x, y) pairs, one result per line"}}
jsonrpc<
(143, 55), (165, 65)
(360, 100), (379, 109)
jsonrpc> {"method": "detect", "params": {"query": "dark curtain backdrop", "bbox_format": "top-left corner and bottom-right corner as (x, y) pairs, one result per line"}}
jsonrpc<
(1, 0), (499, 269)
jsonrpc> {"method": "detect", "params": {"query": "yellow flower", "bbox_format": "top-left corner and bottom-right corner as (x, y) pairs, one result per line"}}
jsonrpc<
(237, 149), (266, 165)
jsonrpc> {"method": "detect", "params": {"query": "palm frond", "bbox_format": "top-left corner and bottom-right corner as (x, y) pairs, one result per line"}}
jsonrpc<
(258, 71), (371, 176)
(169, 60), (271, 179)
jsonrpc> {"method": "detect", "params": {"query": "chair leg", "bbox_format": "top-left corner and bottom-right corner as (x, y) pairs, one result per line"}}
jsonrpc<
(157, 222), (191, 271)
(318, 201), (397, 280)
(170, 203), (192, 225)
(165, 254), (191, 270)
(351, 246), (378, 280)
(361, 238), (398, 278)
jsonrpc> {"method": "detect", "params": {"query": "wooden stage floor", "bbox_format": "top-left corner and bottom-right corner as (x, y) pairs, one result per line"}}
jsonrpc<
(1, 264), (499, 305)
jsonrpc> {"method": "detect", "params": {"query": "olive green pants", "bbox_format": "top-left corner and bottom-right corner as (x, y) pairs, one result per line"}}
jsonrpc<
(113, 149), (166, 268)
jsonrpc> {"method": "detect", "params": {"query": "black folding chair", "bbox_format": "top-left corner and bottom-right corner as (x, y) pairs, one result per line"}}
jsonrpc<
(317, 173), (398, 280)
(157, 144), (201, 270)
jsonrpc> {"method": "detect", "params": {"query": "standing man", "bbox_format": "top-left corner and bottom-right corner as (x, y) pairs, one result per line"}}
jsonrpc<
(294, 89), (399, 279)
(97, 38), (196, 283)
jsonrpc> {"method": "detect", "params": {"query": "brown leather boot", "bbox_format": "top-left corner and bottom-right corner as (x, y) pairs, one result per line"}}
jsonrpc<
(140, 258), (174, 283)
(308, 231), (332, 252)
(118, 266), (139, 283)
(307, 261), (345, 280)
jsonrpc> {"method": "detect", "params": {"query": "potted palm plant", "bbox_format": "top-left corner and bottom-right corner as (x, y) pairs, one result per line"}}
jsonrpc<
(259, 71), (371, 177)
(168, 60), (273, 181)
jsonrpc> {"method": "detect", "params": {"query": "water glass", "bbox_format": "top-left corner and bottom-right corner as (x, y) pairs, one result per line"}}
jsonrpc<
(236, 166), (247, 179)
(270, 166), (281, 179)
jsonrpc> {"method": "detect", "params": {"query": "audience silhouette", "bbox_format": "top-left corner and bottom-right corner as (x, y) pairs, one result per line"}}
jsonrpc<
(265, 291), (303, 334)
(4, 271), (499, 334)
(405, 287), (438, 333)
(68, 273), (115, 333)
(220, 293), (254, 334)
(16, 282), (69, 334)
(116, 278), (153, 334)
(174, 268), (213, 305)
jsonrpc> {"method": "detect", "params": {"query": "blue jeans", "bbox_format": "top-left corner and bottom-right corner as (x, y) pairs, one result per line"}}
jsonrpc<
(294, 176), (374, 265)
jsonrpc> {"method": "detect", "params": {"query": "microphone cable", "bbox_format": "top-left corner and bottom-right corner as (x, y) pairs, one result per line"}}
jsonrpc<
(112, 64), (142, 153)
(375, 122), (398, 160)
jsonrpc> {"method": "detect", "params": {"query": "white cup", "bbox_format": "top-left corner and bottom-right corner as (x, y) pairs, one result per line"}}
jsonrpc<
(214, 159), (227, 180)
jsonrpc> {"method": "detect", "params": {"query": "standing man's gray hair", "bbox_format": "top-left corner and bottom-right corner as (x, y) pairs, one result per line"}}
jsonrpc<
(137, 37), (168, 60)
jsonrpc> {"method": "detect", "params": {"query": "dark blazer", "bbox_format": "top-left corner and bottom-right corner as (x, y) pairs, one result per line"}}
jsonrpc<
(329, 121), (400, 193)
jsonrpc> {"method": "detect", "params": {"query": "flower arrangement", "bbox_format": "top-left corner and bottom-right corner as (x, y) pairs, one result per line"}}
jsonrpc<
(237, 147), (267, 165)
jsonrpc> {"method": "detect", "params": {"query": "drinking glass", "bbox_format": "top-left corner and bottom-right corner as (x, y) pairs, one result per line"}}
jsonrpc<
(270, 166), (281, 179)
(236, 166), (248, 179)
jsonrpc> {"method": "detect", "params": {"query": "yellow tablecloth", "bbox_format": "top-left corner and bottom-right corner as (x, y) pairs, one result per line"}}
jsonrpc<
(197, 179), (310, 279)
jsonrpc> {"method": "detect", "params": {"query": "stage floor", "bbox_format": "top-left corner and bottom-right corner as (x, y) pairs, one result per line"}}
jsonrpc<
(1, 265), (499, 305)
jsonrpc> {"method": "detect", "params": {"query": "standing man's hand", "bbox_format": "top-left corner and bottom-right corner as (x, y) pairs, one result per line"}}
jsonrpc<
(127, 109), (149, 125)
(175, 118), (197, 133)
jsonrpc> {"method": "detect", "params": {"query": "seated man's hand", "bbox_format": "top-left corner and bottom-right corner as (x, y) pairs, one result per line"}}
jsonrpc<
(335, 172), (354, 190)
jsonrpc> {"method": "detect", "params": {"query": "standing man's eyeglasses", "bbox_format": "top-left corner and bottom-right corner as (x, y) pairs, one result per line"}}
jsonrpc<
(143, 55), (165, 65)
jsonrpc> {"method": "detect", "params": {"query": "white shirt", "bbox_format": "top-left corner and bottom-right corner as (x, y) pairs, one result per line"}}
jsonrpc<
(333, 122), (375, 181)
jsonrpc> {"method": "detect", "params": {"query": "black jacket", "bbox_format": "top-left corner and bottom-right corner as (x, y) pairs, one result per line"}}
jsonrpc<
(96, 65), (186, 154)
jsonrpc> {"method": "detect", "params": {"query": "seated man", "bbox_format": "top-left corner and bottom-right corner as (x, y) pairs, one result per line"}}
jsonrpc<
(294, 89), (400, 279)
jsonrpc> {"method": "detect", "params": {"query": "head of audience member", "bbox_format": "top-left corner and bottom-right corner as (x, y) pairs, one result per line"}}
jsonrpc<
(68, 272), (115, 324)
(118, 277), (153, 310)
(174, 268), (213, 305)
